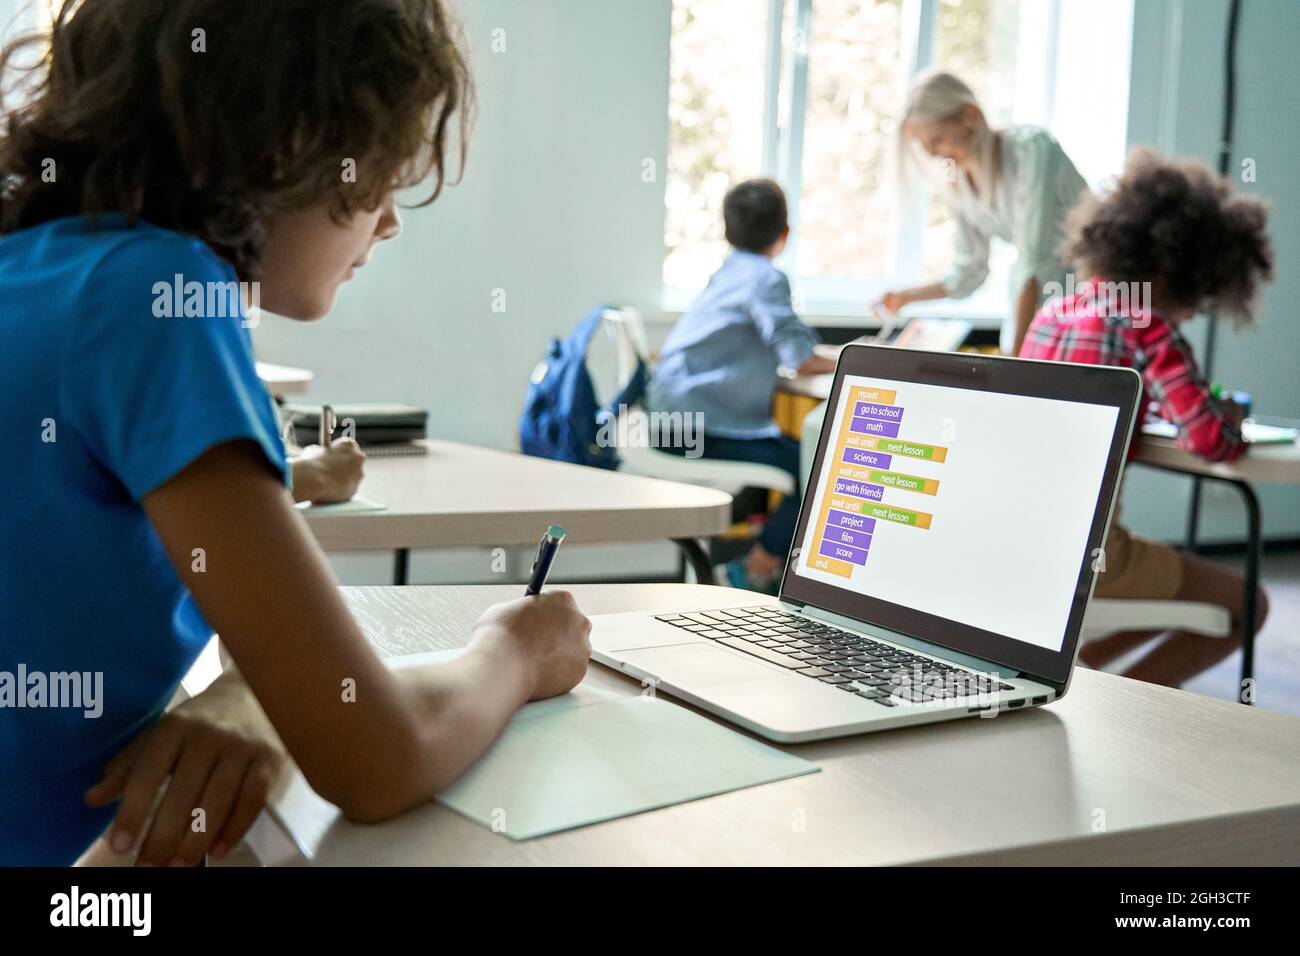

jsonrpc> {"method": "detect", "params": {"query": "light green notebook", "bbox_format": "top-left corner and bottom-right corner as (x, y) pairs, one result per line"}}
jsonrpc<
(392, 650), (819, 840)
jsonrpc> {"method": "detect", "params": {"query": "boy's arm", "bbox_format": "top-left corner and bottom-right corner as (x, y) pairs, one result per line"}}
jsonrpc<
(752, 271), (819, 371)
(796, 354), (838, 375)
(1135, 319), (1245, 462)
(127, 440), (589, 859)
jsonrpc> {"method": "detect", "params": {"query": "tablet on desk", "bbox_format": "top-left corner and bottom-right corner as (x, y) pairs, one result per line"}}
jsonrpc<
(818, 319), (972, 357)
(1142, 420), (1298, 445)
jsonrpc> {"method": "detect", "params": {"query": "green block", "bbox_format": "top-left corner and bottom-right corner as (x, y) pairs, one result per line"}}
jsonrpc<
(878, 439), (939, 460)
(867, 469), (926, 492)
(865, 503), (919, 527)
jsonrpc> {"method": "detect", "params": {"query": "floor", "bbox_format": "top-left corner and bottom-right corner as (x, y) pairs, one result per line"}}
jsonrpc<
(1141, 547), (1300, 716)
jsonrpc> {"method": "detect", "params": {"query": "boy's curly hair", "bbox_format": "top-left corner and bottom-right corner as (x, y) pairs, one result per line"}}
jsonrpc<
(1064, 148), (1272, 323)
(0, 0), (473, 279)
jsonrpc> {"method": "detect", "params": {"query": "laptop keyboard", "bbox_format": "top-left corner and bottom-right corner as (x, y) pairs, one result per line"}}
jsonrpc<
(654, 606), (1016, 708)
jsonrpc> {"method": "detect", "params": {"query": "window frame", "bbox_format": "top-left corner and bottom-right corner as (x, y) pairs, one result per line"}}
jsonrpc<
(664, 0), (1068, 326)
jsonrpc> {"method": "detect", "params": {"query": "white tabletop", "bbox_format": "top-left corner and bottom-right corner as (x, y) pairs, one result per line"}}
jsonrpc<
(265, 583), (1300, 865)
(1132, 432), (1300, 484)
(302, 440), (733, 551)
(256, 362), (314, 396)
(777, 370), (834, 400)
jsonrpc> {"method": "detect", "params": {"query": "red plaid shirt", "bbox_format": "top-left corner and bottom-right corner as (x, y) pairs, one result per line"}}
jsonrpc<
(1019, 277), (1244, 462)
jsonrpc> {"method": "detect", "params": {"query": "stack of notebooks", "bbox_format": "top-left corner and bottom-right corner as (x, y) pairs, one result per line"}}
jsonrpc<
(284, 403), (429, 456)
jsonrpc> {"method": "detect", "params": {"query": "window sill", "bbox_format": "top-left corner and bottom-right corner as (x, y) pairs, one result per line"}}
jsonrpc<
(655, 287), (1007, 331)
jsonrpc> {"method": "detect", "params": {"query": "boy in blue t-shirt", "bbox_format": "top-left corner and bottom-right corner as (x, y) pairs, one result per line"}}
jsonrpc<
(1, 0), (591, 866)
(651, 180), (834, 592)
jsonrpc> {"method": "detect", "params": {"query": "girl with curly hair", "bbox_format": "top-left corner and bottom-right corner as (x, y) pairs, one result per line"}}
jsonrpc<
(1020, 148), (1274, 690)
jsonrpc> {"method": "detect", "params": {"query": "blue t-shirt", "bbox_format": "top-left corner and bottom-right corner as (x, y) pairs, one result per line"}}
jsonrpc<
(0, 216), (287, 864)
(649, 249), (819, 439)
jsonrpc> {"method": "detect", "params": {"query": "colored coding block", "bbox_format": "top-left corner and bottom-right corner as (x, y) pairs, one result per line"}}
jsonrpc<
(827, 508), (877, 533)
(848, 416), (901, 439)
(824, 524), (872, 549)
(828, 495), (864, 513)
(866, 469), (940, 495)
(807, 553), (854, 578)
(863, 502), (933, 529)
(833, 477), (885, 501)
(836, 465), (874, 484)
(843, 433), (881, 450)
(842, 444), (898, 467)
(853, 401), (905, 423)
(847, 386), (898, 405)
(874, 438), (949, 463)
(819, 538), (869, 565)
(837, 448), (892, 470)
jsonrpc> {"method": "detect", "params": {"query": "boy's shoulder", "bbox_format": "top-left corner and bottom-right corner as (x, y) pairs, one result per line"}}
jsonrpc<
(12, 215), (228, 277)
(721, 249), (788, 293)
(88, 218), (233, 283)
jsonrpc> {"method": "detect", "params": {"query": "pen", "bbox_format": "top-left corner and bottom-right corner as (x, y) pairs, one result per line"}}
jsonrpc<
(524, 525), (566, 596)
(320, 404), (335, 449)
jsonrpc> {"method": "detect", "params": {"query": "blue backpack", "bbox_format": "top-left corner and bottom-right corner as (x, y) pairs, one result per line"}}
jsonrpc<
(519, 306), (647, 469)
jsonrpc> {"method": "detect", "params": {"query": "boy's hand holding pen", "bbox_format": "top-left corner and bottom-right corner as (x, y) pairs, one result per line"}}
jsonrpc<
(467, 525), (591, 702)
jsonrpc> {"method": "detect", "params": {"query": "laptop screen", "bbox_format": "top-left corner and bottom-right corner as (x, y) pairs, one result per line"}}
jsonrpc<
(781, 347), (1138, 683)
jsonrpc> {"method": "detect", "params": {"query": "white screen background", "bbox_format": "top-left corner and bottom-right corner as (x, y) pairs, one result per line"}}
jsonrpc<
(795, 374), (1118, 651)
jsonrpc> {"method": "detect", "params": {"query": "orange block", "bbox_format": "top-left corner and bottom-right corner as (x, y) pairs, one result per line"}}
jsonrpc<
(847, 385), (898, 406)
(807, 553), (854, 578)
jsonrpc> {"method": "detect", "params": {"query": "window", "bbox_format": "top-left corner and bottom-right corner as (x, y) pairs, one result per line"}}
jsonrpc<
(663, 0), (769, 292)
(664, 0), (1133, 317)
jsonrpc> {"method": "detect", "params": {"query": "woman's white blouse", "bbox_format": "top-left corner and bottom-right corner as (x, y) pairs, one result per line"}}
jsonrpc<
(941, 125), (1089, 350)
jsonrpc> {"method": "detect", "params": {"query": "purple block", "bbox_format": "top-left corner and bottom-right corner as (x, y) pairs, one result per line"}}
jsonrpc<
(839, 448), (892, 470)
(833, 477), (885, 501)
(824, 524), (873, 549)
(826, 508), (877, 533)
(819, 538), (869, 565)
(848, 417), (902, 439)
(853, 401), (905, 423)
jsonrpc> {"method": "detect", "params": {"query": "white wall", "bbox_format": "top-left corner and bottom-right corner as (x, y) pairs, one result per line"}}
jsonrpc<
(1121, 0), (1300, 545)
(251, 0), (679, 584)
(254, 0), (671, 451)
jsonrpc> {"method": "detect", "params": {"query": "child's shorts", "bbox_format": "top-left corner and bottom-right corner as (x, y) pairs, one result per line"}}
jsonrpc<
(1093, 521), (1185, 601)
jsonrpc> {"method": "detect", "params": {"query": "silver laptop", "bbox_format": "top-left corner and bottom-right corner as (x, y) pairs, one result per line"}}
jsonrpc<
(592, 345), (1141, 742)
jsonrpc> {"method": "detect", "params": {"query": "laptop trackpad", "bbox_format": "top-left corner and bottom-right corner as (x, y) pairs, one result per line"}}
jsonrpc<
(616, 642), (787, 687)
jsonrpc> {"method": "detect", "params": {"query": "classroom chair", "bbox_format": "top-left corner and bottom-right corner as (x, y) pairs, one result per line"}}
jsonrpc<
(596, 308), (795, 580)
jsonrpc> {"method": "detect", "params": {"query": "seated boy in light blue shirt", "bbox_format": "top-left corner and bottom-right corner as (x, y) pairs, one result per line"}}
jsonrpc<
(650, 179), (835, 592)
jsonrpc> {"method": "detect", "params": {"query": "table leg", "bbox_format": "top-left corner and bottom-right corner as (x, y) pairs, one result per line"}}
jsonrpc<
(1230, 479), (1262, 702)
(393, 548), (410, 586)
(1135, 463), (1262, 703)
(672, 538), (712, 584)
(1185, 477), (1204, 551)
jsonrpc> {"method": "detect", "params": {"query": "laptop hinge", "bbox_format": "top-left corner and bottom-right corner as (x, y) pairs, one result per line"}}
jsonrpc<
(794, 604), (1021, 678)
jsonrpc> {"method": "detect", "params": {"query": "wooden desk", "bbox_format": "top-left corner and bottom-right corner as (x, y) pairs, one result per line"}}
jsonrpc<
(1134, 433), (1300, 485)
(302, 440), (732, 583)
(262, 583), (1300, 866)
(773, 371), (832, 439)
(256, 362), (314, 397)
(1132, 430), (1300, 694)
